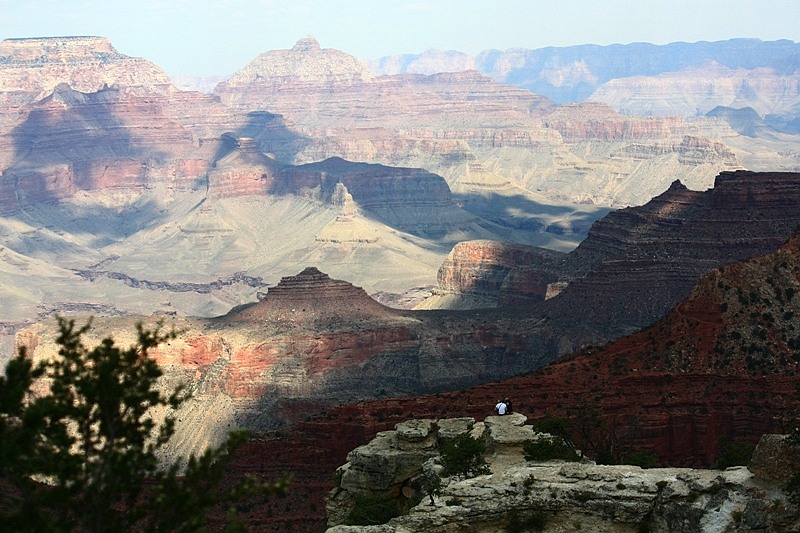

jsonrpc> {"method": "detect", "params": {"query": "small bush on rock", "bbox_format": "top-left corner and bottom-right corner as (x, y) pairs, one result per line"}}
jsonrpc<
(624, 449), (660, 469)
(344, 494), (400, 526)
(523, 436), (579, 462)
(440, 433), (490, 478)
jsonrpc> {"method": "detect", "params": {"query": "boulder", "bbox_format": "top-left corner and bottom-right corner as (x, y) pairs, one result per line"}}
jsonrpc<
(749, 433), (800, 486)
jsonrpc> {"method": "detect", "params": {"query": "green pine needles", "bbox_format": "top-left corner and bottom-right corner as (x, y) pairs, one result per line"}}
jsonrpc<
(0, 316), (288, 532)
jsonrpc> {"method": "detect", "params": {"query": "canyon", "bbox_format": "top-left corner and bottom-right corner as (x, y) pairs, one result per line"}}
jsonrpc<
(207, 225), (800, 531)
(4, 35), (792, 344)
(371, 38), (800, 129)
(16, 171), (800, 464)
(1, 34), (800, 531)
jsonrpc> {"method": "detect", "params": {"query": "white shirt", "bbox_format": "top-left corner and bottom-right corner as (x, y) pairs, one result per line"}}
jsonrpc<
(496, 402), (507, 415)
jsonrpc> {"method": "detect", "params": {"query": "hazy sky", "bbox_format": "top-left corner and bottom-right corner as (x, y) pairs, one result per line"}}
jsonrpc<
(1, 0), (799, 78)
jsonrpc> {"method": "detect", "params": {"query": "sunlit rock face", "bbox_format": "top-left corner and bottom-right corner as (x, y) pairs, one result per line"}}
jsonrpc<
(325, 417), (800, 533)
(0, 36), (173, 101)
(215, 38), (757, 212)
(591, 60), (800, 120)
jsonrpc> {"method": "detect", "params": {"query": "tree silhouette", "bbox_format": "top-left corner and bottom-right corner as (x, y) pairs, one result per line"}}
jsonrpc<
(0, 316), (288, 532)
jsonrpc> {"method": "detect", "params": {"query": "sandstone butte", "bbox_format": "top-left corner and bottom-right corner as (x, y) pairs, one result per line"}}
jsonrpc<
(209, 225), (800, 532)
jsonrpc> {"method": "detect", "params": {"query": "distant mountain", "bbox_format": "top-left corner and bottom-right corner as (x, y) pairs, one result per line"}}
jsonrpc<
(0, 36), (173, 102)
(217, 37), (799, 215)
(369, 38), (800, 104)
(370, 39), (800, 133)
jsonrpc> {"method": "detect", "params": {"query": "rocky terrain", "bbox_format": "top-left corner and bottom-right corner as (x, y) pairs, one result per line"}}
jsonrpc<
(16, 266), (555, 459)
(370, 38), (800, 129)
(215, 37), (777, 212)
(426, 170), (800, 318)
(325, 415), (800, 532)
(200, 225), (800, 531)
(1, 34), (799, 531)
(0, 36), (173, 102)
(1, 36), (799, 347)
(591, 60), (800, 124)
(16, 170), (800, 457)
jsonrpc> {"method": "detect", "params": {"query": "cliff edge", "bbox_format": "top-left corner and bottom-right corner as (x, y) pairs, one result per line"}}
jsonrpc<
(326, 415), (800, 532)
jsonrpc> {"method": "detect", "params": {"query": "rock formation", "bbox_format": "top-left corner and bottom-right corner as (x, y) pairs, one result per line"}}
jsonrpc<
(591, 60), (800, 121)
(370, 38), (800, 121)
(428, 171), (800, 330)
(15, 266), (555, 458)
(204, 225), (800, 530)
(3, 36), (797, 342)
(0, 36), (173, 102)
(427, 240), (563, 308)
(214, 38), (761, 212)
(325, 416), (800, 532)
(16, 171), (800, 464)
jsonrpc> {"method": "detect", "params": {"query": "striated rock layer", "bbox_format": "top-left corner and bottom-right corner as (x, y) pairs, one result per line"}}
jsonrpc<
(214, 37), (757, 211)
(369, 38), (800, 107)
(0, 37), (173, 103)
(429, 171), (800, 333)
(214, 226), (800, 531)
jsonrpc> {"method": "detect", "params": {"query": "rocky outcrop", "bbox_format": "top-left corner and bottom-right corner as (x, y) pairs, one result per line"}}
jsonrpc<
(326, 416), (800, 532)
(430, 240), (563, 308)
(0, 37), (173, 102)
(431, 171), (800, 333)
(227, 267), (397, 327)
(216, 36), (374, 104)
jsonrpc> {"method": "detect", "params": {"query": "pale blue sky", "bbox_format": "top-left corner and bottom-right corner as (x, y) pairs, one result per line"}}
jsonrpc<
(1, 0), (798, 78)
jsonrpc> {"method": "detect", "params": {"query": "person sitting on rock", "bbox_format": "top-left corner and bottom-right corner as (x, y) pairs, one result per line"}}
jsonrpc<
(504, 397), (513, 414)
(495, 399), (507, 416)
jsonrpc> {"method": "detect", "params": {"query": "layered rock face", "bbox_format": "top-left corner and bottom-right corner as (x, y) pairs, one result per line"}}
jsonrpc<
(228, 267), (397, 327)
(371, 38), (800, 120)
(431, 171), (800, 334)
(0, 37), (173, 102)
(431, 240), (563, 308)
(17, 266), (557, 457)
(0, 84), (215, 212)
(214, 37), (755, 211)
(208, 151), (484, 240)
(216, 228), (800, 530)
(591, 61), (800, 121)
(326, 416), (800, 532)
